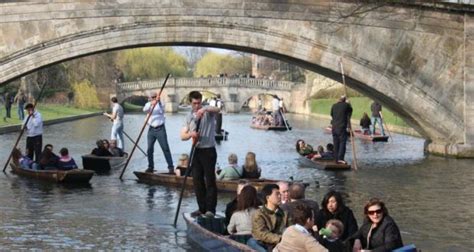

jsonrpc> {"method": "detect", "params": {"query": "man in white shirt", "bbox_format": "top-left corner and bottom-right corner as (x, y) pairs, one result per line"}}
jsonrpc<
(143, 91), (173, 173)
(103, 97), (124, 150)
(23, 103), (43, 162)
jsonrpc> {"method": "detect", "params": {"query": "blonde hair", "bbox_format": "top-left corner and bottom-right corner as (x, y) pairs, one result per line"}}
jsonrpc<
(244, 152), (258, 173)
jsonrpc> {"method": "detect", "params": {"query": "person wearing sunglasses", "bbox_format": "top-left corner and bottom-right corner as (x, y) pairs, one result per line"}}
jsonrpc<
(351, 198), (403, 252)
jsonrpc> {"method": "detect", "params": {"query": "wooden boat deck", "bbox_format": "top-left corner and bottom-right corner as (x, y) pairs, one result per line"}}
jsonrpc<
(10, 163), (94, 183)
(134, 172), (281, 192)
(297, 156), (351, 170)
(183, 213), (256, 252)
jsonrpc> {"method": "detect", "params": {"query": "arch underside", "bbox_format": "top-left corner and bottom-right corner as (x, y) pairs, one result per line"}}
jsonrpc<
(0, 14), (464, 144)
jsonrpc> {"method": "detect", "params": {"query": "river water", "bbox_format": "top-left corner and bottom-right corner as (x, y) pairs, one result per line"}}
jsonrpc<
(0, 113), (472, 251)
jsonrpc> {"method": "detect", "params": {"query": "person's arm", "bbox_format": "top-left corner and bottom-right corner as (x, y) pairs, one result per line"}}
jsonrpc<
(304, 235), (328, 252)
(104, 105), (118, 120)
(227, 213), (237, 234)
(216, 168), (226, 180)
(31, 112), (42, 127)
(371, 222), (403, 252)
(143, 102), (151, 112)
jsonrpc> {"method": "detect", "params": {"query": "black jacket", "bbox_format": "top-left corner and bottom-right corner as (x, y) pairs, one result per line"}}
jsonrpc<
(330, 101), (353, 134)
(315, 206), (358, 241)
(351, 215), (403, 252)
(360, 117), (371, 129)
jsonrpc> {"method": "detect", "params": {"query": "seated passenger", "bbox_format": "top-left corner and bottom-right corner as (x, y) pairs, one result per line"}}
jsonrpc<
(91, 139), (113, 156)
(274, 202), (328, 252)
(57, 148), (78, 170)
(109, 139), (124, 157)
(227, 185), (260, 243)
(225, 180), (250, 225)
(11, 148), (33, 169)
(351, 198), (403, 251)
(360, 112), (371, 135)
(242, 152), (261, 179)
(175, 153), (189, 176)
(321, 143), (335, 160)
(296, 139), (316, 158)
(216, 153), (242, 180)
(311, 145), (326, 160)
(39, 147), (59, 170)
(280, 183), (319, 223)
(247, 184), (289, 251)
(318, 219), (346, 252)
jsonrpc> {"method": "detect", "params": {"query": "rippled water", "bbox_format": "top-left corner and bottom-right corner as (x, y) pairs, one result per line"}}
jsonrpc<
(0, 113), (472, 251)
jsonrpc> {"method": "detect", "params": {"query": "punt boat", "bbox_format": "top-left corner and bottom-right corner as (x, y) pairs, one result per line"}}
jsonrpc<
(297, 155), (351, 170)
(82, 154), (127, 173)
(10, 163), (94, 183)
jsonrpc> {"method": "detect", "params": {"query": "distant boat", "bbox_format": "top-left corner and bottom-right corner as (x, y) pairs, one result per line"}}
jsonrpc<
(250, 124), (291, 131)
(297, 155), (351, 170)
(134, 172), (292, 193)
(10, 163), (94, 183)
(183, 213), (255, 251)
(324, 127), (389, 142)
(82, 154), (128, 174)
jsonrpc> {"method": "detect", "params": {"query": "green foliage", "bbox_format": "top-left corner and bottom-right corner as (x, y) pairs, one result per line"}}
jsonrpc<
(117, 47), (189, 81)
(194, 52), (251, 77)
(310, 97), (408, 127)
(72, 80), (100, 109)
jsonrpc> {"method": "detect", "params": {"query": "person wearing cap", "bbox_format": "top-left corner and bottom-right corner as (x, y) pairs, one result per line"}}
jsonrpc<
(103, 97), (124, 150)
(143, 91), (174, 174)
(180, 90), (220, 218)
(330, 96), (353, 164)
(22, 103), (43, 162)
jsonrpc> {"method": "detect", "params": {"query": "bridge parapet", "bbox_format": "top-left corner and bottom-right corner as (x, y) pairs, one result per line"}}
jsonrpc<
(117, 77), (299, 93)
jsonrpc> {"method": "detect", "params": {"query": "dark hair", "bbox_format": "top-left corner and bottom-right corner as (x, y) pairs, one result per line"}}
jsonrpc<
(11, 148), (22, 163)
(291, 201), (313, 226)
(44, 144), (53, 151)
(326, 143), (334, 152)
(321, 191), (345, 214)
(295, 139), (304, 153)
(289, 183), (305, 200)
(111, 97), (118, 103)
(364, 198), (389, 222)
(236, 186), (259, 211)
(96, 139), (104, 148)
(188, 91), (202, 102)
(25, 103), (34, 110)
(60, 148), (69, 156)
(316, 145), (324, 154)
(261, 184), (279, 204)
(39, 148), (53, 165)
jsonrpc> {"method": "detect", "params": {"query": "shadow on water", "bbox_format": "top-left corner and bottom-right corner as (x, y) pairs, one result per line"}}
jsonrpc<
(0, 113), (472, 251)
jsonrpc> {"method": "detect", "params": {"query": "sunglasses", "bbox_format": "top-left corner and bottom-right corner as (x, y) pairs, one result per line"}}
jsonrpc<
(367, 209), (383, 215)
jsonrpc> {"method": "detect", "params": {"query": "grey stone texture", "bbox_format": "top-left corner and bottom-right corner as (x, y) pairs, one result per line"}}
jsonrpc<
(0, 1), (473, 157)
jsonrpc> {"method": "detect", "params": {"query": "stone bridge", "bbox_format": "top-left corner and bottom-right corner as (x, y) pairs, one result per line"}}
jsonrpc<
(115, 77), (299, 113)
(0, 0), (473, 157)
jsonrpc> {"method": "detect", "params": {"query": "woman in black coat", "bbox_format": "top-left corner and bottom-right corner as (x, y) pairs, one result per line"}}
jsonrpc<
(351, 198), (403, 252)
(316, 191), (358, 241)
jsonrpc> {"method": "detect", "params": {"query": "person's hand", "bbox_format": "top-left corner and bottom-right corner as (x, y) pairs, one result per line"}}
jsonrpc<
(150, 99), (157, 106)
(102, 112), (108, 116)
(195, 107), (206, 119)
(353, 239), (362, 252)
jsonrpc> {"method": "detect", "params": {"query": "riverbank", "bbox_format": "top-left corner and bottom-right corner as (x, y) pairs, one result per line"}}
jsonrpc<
(0, 104), (101, 134)
(309, 97), (420, 137)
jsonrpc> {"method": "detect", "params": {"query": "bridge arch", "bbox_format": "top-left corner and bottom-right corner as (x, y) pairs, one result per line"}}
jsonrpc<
(0, 1), (472, 156)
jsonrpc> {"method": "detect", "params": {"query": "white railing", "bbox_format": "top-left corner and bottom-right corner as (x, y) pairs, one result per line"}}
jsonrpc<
(117, 77), (300, 92)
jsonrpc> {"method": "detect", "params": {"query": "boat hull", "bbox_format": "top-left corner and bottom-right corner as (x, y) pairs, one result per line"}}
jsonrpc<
(324, 127), (389, 142)
(82, 154), (127, 173)
(250, 124), (292, 131)
(297, 156), (351, 170)
(10, 163), (94, 183)
(183, 213), (256, 252)
(134, 172), (280, 192)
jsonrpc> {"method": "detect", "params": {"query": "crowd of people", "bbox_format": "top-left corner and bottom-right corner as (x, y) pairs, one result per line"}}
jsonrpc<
(221, 183), (404, 252)
(296, 140), (335, 161)
(90, 139), (125, 157)
(12, 144), (78, 171)
(216, 152), (262, 180)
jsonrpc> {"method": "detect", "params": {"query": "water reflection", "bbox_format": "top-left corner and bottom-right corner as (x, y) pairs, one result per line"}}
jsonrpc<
(0, 113), (472, 251)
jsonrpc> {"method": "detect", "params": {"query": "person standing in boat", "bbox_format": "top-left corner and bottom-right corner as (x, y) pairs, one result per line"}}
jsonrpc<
(330, 96), (353, 164)
(215, 94), (224, 135)
(370, 101), (385, 136)
(272, 95), (282, 126)
(103, 97), (124, 150)
(180, 90), (220, 218)
(22, 103), (43, 162)
(360, 112), (371, 135)
(143, 91), (174, 174)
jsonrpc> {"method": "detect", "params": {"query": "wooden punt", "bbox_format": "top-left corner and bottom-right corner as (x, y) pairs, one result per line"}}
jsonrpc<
(250, 124), (292, 131)
(215, 129), (229, 141)
(324, 127), (389, 142)
(81, 154), (127, 173)
(183, 213), (256, 251)
(134, 172), (282, 192)
(297, 155), (351, 170)
(10, 163), (94, 183)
